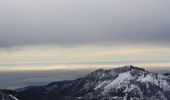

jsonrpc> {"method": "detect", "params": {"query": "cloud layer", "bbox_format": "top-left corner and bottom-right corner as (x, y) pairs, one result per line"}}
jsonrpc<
(0, 0), (170, 47)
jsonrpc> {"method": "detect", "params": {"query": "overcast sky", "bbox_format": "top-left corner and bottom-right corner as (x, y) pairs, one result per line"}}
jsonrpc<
(0, 0), (170, 47)
(1, 0), (170, 88)
(0, 0), (170, 71)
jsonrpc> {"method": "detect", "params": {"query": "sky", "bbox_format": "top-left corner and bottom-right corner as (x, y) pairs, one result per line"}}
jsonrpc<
(1, 0), (170, 88)
(0, 0), (170, 71)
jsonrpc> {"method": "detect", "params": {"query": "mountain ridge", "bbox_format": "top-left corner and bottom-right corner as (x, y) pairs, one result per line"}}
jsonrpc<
(1, 65), (170, 100)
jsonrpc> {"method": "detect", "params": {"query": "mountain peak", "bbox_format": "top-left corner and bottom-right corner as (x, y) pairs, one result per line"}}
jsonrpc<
(86, 65), (146, 81)
(122, 65), (145, 71)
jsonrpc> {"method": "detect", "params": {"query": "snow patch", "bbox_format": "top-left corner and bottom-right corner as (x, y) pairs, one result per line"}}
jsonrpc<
(103, 72), (133, 93)
(9, 95), (19, 100)
(95, 81), (111, 90)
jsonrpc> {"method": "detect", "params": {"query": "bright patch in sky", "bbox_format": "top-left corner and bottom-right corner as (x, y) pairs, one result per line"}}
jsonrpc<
(0, 45), (170, 71)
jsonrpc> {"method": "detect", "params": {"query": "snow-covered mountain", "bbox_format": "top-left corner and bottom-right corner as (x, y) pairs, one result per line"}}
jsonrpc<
(1, 65), (170, 100)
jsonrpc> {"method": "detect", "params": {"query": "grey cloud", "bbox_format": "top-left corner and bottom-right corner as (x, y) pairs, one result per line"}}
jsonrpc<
(0, 0), (170, 47)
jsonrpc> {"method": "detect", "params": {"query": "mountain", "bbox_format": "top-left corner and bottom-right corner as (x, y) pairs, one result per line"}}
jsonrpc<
(1, 65), (170, 100)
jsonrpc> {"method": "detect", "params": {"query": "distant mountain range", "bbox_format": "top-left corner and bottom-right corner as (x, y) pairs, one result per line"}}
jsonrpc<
(1, 65), (170, 100)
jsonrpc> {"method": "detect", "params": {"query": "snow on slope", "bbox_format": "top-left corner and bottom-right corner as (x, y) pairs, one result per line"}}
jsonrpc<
(83, 65), (170, 100)
(103, 72), (133, 93)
